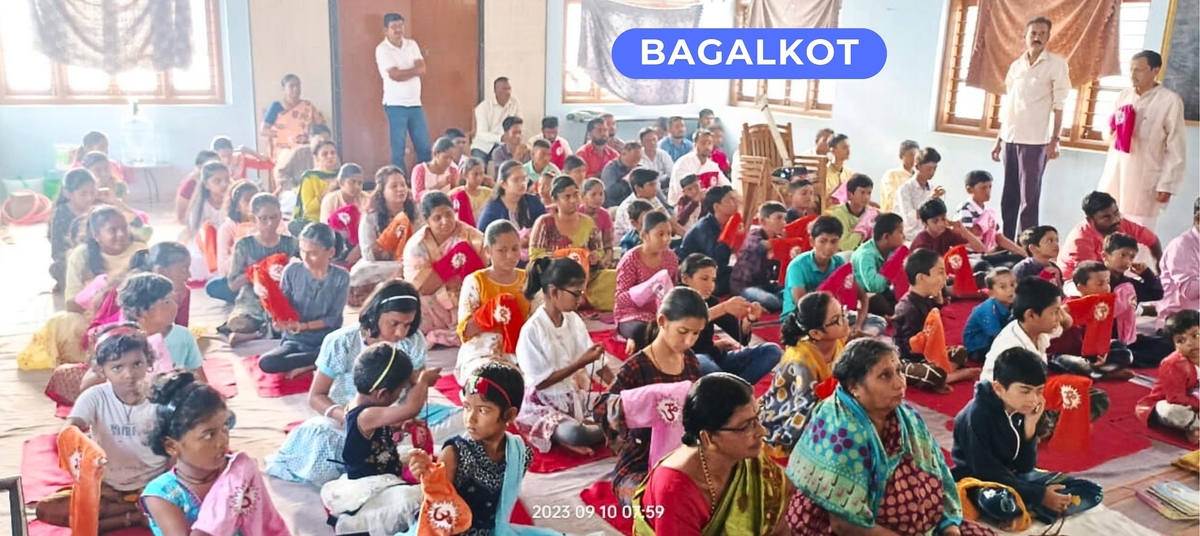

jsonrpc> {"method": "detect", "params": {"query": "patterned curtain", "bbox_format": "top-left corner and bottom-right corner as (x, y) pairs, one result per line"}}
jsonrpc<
(30, 0), (194, 74)
(579, 0), (703, 105)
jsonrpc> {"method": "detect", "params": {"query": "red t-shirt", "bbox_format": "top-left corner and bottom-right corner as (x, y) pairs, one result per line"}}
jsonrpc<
(639, 466), (710, 534)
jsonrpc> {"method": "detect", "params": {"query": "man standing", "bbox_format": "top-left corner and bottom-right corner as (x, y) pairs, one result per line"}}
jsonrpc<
(991, 16), (1071, 240)
(375, 13), (431, 174)
(471, 77), (522, 163)
(1097, 50), (1187, 233)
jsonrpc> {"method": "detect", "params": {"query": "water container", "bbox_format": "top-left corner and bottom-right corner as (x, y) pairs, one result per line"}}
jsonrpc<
(120, 100), (157, 165)
(53, 144), (76, 170)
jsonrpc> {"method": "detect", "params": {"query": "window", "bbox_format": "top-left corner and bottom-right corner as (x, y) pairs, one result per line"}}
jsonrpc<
(728, 0), (835, 117)
(0, 0), (224, 104)
(936, 0), (1150, 150)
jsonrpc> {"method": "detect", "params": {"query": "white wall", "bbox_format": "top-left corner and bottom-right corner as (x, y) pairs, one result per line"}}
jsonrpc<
(484, 0), (548, 135)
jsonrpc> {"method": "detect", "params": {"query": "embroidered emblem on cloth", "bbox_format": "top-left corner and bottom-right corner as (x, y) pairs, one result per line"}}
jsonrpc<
(428, 501), (461, 531)
(230, 483), (259, 514)
(1060, 384), (1082, 410)
(268, 263), (285, 282)
(948, 254), (963, 271)
(657, 397), (681, 424)
(843, 275), (854, 289)
(1093, 303), (1110, 321)
(451, 252), (466, 270)
(493, 304), (511, 324)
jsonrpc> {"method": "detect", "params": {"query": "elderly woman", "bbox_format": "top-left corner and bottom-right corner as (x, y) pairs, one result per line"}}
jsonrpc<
(261, 74), (326, 164)
(265, 280), (462, 485)
(528, 175), (616, 311)
(785, 338), (994, 536)
(633, 373), (792, 535)
(402, 191), (486, 348)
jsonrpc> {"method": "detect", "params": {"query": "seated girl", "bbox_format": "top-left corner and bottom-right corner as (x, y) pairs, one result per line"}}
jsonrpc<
(580, 178), (615, 266)
(73, 131), (125, 187)
(319, 163), (370, 223)
(292, 140), (341, 231)
(222, 193), (299, 345)
(761, 292), (848, 460)
(456, 220), (532, 382)
(267, 280), (464, 486)
(593, 287), (707, 507)
(528, 175), (617, 312)
(184, 161), (232, 280)
(49, 169), (97, 292)
(515, 258), (611, 455)
(633, 374), (793, 535)
(36, 326), (168, 532)
(1136, 310), (1200, 444)
(205, 179), (260, 304)
(211, 135), (272, 180)
(258, 223), (350, 377)
(614, 211), (679, 344)
(350, 166), (419, 303)
(87, 242), (193, 334)
(142, 371), (288, 535)
(477, 161), (546, 259)
(174, 150), (219, 225)
(80, 151), (149, 237)
(448, 157), (492, 227)
(408, 362), (561, 536)
(402, 191), (486, 348)
(65, 205), (140, 311)
(678, 253), (783, 385)
(411, 137), (460, 201)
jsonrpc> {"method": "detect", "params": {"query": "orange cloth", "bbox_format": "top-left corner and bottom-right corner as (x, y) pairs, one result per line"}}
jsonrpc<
(552, 248), (592, 281)
(1064, 294), (1116, 357)
(718, 213), (745, 249)
(1043, 374), (1093, 453)
(472, 294), (526, 354)
(199, 221), (218, 274)
(909, 308), (953, 372)
(376, 212), (415, 259)
(766, 238), (809, 286)
(944, 245), (978, 297)
(417, 462), (473, 536)
(248, 253), (300, 324)
(57, 426), (105, 536)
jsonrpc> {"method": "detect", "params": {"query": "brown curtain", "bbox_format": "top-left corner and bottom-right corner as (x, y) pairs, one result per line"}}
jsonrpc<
(747, 0), (841, 29)
(965, 0), (1121, 95)
(31, 0), (194, 74)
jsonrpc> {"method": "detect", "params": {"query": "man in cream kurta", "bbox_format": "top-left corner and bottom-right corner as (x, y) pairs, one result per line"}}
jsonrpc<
(471, 77), (522, 162)
(1098, 50), (1187, 234)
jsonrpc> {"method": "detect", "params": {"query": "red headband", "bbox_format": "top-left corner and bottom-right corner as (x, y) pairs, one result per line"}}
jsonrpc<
(461, 376), (513, 408)
(94, 325), (142, 347)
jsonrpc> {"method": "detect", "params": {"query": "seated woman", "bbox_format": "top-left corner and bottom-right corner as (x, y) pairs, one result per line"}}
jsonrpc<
(448, 157), (492, 227)
(260, 73), (326, 171)
(350, 165), (419, 303)
(258, 223), (350, 377)
(528, 175), (617, 312)
(614, 210), (679, 339)
(761, 292), (848, 460)
(402, 191), (486, 348)
(515, 258), (611, 455)
(267, 280), (464, 486)
(184, 161), (232, 280)
(477, 161), (546, 260)
(678, 253), (782, 385)
(411, 136), (460, 201)
(222, 193), (299, 345)
(48, 169), (98, 292)
(455, 220), (531, 382)
(292, 140), (341, 232)
(594, 287), (707, 507)
(580, 178), (615, 265)
(786, 338), (993, 536)
(205, 179), (260, 304)
(633, 374), (792, 535)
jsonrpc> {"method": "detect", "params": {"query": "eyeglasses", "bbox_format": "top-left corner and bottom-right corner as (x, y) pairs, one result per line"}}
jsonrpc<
(558, 287), (585, 300)
(717, 410), (763, 435)
(822, 306), (849, 329)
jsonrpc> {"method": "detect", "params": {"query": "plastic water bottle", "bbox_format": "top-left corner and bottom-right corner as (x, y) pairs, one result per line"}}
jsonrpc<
(120, 100), (157, 165)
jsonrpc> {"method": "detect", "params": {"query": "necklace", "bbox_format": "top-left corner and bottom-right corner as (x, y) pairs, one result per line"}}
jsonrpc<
(176, 464), (221, 486)
(698, 448), (717, 513)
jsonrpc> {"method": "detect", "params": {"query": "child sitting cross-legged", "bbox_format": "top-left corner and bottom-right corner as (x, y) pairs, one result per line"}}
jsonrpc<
(1046, 261), (1134, 380)
(956, 170), (1027, 268)
(951, 347), (1102, 529)
(343, 342), (439, 480)
(1013, 226), (1063, 286)
(1102, 232), (1173, 367)
(1136, 310), (1200, 444)
(892, 248), (980, 393)
(963, 268), (1017, 363)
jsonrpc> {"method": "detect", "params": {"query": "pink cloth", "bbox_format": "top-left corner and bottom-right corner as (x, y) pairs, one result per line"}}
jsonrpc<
(192, 452), (291, 536)
(851, 206), (880, 239)
(326, 204), (361, 246)
(74, 275), (110, 311)
(1158, 228), (1199, 328)
(629, 269), (673, 309)
(1113, 281), (1139, 345)
(975, 208), (999, 251)
(831, 181), (849, 205)
(146, 333), (173, 375)
(621, 381), (692, 467)
(411, 163), (459, 202)
(1110, 104), (1135, 153)
(614, 248), (680, 325)
(1058, 219), (1158, 280)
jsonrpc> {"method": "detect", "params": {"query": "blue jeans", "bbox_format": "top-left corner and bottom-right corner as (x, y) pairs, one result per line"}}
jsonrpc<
(696, 343), (783, 385)
(205, 277), (236, 304)
(740, 287), (782, 313)
(384, 105), (432, 174)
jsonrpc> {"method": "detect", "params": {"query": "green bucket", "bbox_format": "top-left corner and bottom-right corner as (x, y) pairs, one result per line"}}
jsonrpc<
(43, 170), (63, 200)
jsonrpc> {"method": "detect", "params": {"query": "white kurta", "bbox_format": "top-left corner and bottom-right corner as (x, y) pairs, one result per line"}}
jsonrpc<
(1098, 85), (1187, 218)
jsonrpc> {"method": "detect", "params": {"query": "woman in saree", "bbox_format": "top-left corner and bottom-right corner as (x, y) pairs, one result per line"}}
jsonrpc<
(633, 373), (792, 535)
(528, 175), (616, 312)
(350, 165), (420, 304)
(455, 220), (532, 382)
(266, 280), (463, 485)
(786, 338), (994, 536)
(260, 74), (326, 175)
(477, 160), (546, 261)
(402, 191), (487, 348)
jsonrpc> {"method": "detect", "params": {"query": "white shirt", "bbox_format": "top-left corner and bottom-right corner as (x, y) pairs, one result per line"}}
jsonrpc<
(640, 149), (674, 183)
(981, 320), (1055, 382)
(516, 307), (594, 397)
(894, 177), (933, 241)
(668, 152), (724, 205)
(1000, 51), (1070, 145)
(471, 96), (523, 153)
(69, 383), (169, 491)
(375, 38), (424, 106)
(615, 192), (668, 240)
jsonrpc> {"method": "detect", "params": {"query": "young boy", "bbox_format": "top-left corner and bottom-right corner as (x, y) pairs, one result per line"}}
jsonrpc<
(852, 212), (907, 316)
(892, 248), (979, 393)
(782, 216), (882, 335)
(785, 178), (817, 223)
(1103, 233), (1172, 367)
(880, 139), (920, 213)
(829, 174), (878, 252)
(674, 174), (702, 228)
(952, 347), (1102, 525)
(731, 202), (788, 312)
(957, 170), (1026, 265)
(911, 198), (986, 255)
(1013, 225), (1063, 286)
(1136, 310), (1200, 444)
(620, 199), (654, 254)
(963, 268), (1017, 363)
(1047, 261), (1134, 379)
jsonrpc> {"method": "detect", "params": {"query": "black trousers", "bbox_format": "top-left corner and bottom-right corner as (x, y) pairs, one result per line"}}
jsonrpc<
(259, 339), (320, 374)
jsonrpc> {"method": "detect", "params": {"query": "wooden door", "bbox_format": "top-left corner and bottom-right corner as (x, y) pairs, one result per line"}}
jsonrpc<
(331, 0), (479, 175)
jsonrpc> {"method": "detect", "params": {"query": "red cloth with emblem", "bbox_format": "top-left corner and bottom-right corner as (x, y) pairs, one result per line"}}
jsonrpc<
(784, 214), (818, 242)
(326, 204), (361, 246)
(879, 245), (912, 298)
(552, 248), (591, 281)
(944, 245), (978, 297)
(376, 212), (414, 259)
(431, 241), (485, 284)
(416, 461), (473, 536)
(1064, 294), (1116, 357)
(472, 293), (526, 354)
(247, 253), (299, 324)
(909, 308), (953, 373)
(816, 262), (859, 308)
(57, 426), (105, 536)
(766, 238), (809, 286)
(718, 212), (745, 250)
(1043, 374), (1093, 453)
(449, 188), (477, 228)
(698, 171), (722, 189)
(199, 221), (218, 274)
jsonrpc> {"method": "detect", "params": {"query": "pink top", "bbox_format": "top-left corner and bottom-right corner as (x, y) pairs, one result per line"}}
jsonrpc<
(411, 163), (459, 201)
(1113, 281), (1138, 345)
(193, 451), (291, 536)
(614, 247), (679, 325)
(1110, 104), (1135, 153)
(1058, 219), (1157, 280)
(621, 380), (692, 468)
(1158, 228), (1199, 328)
(1135, 352), (1200, 422)
(639, 465), (711, 534)
(217, 219), (254, 277)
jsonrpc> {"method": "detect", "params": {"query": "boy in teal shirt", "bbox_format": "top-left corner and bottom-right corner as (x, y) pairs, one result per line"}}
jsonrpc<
(852, 212), (906, 316)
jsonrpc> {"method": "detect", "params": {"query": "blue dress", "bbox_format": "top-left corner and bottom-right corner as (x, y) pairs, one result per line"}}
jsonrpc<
(141, 460), (242, 536)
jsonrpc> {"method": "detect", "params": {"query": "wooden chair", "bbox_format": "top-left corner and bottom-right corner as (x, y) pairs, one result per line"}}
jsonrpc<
(738, 155), (769, 225)
(792, 154), (830, 213)
(739, 122), (795, 171)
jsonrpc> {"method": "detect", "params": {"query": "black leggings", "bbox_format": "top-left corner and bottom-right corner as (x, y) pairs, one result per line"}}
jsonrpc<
(259, 340), (320, 374)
